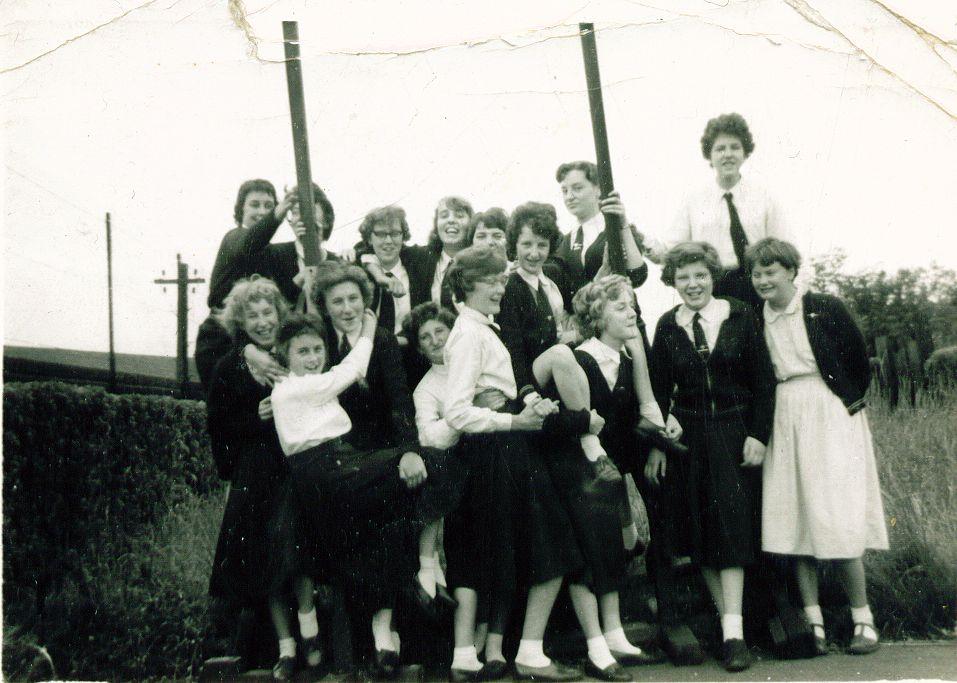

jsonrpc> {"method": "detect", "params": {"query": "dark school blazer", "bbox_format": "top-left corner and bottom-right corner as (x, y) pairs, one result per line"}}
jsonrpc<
(755, 291), (871, 415)
(650, 297), (776, 445)
(553, 225), (649, 312)
(497, 272), (561, 391)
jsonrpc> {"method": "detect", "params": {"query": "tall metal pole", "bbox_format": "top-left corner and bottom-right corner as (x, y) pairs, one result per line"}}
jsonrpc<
(282, 21), (321, 266)
(105, 212), (116, 391)
(579, 22), (626, 274)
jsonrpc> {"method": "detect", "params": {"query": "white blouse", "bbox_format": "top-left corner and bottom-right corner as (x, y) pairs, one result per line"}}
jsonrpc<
(443, 305), (516, 433)
(675, 296), (730, 351)
(270, 337), (373, 455)
(413, 364), (461, 449)
(763, 292), (820, 382)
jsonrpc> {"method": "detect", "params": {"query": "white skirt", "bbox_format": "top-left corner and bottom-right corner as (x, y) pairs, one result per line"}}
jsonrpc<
(762, 375), (889, 558)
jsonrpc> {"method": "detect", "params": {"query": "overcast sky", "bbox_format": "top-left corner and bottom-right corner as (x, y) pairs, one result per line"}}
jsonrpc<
(3, 0), (956, 357)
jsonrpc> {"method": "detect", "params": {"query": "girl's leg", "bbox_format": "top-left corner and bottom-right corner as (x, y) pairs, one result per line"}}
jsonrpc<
(600, 592), (646, 657)
(700, 567), (726, 616)
(719, 567), (745, 642)
(416, 519), (442, 598)
(796, 556), (826, 642)
(473, 622), (488, 655)
(451, 588), (483, 673)
(433, 519), (449, 590)
(268, 595), (297, 676)
(569, 584), (616, 668)
(293, 576), (322, 666)
(533, 345), (605, 461)
(514, 577), (563, 668)
(836, 557), (879, 649)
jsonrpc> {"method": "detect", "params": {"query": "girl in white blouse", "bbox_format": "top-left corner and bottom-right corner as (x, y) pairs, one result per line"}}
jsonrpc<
(442, 245), (584, 683)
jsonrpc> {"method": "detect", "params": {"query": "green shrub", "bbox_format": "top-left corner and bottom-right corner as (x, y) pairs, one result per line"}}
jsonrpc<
(925, 346), (957, 396)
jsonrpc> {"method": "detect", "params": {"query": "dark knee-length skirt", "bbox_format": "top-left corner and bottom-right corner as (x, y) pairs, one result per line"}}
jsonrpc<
(444, 431), (582, 603)
(288, 440), (465, 613)
(677, 410), (762, 570)
(546, 447), (628, 597)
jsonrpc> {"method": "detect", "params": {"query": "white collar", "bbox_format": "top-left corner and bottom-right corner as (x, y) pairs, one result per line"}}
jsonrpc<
(714, 173), (751, 199)
(676, 296), (725, 327)
(578, 336), (622, 362)
(579, 211), (604, 234)
(334, 327), (362, 348)
(764, 290), (802, 324)
(516, 267), (550, 291)
(459, 304), (499, 330)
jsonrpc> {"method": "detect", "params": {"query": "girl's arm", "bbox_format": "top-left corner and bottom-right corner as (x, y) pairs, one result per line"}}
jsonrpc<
(624, 336), (666, 427)
(413, 380), (460, 449)
(744, 310), (776, 445)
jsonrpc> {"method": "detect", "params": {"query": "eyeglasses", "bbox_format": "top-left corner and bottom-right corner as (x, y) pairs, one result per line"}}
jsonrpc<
(372, 230), (404, 241)
(477, 275), (508, 287)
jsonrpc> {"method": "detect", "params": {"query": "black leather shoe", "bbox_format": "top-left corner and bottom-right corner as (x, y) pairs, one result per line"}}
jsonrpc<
(722, 639), (752, 672)
(584, 660), (632, 681)
(514, 661), (583, 681)
(593, 454), (623, 482)
(272, 656), (296, 681)
(635, 422), (688, 457)
(660, 624), (705, 665)
(609, 647), (666, 665)
(409, 575), (437, 621)
(435, 583), (459, 611)
(373, 649), (400, 680)
(476, 659), (509, 681)
(450, 667), (479, 682)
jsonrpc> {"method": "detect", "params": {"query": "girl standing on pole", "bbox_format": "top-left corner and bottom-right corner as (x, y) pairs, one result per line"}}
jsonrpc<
(747, 238), (888, 656)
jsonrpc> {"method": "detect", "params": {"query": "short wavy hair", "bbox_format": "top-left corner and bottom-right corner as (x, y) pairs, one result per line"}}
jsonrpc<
(288, 182), (336, 240)
(312, 263), (374, 311)
(466, 207), (509, 246)
(571, 275), (635, 340)
(660, 241), (724, 288)
(744, 237), (802, 275)
(401, 302), (458, 357)
(506, 202), (561, 261)
(275, 312), (328, 366)
(216, 276), (289, 339)
(555, 160), (598, 185)
(358, 205), (411, 247)
(447, 245), (508, 302)
(233, 179), (277, 226)
(427, 196), (474, 251)
(700, 113), (755, 160)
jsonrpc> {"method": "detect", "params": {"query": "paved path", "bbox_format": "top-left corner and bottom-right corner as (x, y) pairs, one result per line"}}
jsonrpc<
(233, 641), (955, 682)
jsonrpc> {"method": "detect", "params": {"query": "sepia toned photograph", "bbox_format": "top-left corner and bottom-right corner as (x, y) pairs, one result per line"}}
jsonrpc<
(3, 1), (955, 680)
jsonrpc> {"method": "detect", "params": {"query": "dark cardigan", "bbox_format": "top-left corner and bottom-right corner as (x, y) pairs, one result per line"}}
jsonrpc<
(651, 297), (776, 445)
(552, 225), (649, 312)
(756, 291), (870, 415)
(498, 271), (560, 391)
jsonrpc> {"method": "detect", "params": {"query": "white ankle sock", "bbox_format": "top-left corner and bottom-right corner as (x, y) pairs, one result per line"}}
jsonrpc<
(452, 646), (482, 672)
(581, 434), (606, 462)
(850, 605), (874, 626)
(391, 631), (401, 654)
(604, 627), (643, 655)
(298, 608), (319, 640)
(621, 522), (638, 550)
(721, 614), (744, 641)
(371, 611), (395, 652)
(804, 605), (824, 626)
(433, 552), (448, 587)
(515, 639), (550, 668)
(418, 555), (437, 597)
(278, 637), (296, 659)
(587, 636), (616, 669)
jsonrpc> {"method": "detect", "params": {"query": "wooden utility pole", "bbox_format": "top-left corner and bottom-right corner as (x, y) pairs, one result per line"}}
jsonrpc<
(105, 213), (116, 391)
(154, 254), (205, 397)
(579, 22), (626, 275)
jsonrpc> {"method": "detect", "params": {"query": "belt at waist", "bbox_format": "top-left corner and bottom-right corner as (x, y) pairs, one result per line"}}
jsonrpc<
(671, 403), (748, 421)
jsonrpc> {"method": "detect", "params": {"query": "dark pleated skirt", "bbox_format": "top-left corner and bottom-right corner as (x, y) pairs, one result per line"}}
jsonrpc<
(209, 453), (293, 606)
(677, 410), (761, 569)
(287, 441), (465, 613)
(546, 446), (628, 597)
(444, 431), (582, 629)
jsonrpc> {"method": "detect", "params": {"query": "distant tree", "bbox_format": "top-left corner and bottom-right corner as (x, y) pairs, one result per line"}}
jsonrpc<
(810, 250), (957, 360)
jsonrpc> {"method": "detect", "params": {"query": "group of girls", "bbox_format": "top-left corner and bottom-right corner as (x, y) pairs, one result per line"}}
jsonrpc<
(199, 112), (888, 682)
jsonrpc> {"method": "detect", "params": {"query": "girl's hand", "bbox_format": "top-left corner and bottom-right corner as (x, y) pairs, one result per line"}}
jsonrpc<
(512, 402), (545, 431)
(665, 414), (683, 440)
(338, 247), (357, 263)
(244, 344), (287, 386)
(473, 388), (507, 410)
(644, 448), (666, 486)
(398, 452), (428, 488)
(599, 190), (627, 223)
(588, 409), (605, 435)
(531, 396), (559, 417)
(385, 277), (407, 298)
(274, 188), (298, 222)
(741, 436), (766, 467)
(360, 309), (378, 338)
(291, 219), (308, 240)
(257, 397), (273, 421)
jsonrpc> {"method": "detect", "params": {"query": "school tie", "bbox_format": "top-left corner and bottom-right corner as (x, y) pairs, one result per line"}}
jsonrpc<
(339, 334), (352, 360)
(378, 274), (396, 334)
(723, 192), (749, 268)
(572, 225), (584, 263)
(535, 281), (554, 326)
(692, 312), (710, 361)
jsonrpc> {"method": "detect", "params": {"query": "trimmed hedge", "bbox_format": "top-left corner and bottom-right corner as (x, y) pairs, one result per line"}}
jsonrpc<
(3, 382), (223, 678)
